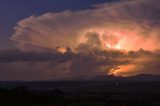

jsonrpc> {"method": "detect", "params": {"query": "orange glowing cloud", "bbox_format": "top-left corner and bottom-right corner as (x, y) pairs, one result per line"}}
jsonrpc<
(56, 47), (67, 54)
(11, 0), (160, 52)
(109, 65), (137, 77)
(8, 0), (160, 78)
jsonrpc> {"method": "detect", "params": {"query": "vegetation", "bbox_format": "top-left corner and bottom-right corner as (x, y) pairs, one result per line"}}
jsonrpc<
(0, 86), (159, 106)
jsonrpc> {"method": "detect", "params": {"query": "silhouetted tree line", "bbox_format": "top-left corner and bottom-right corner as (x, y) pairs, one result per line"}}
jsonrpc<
(0, 86), (159, 106)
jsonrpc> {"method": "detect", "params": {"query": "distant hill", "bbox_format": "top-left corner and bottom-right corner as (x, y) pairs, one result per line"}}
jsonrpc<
(127, 74), (160, 81)
(53, 74), (160, 81)
(91, 74), (160, 81)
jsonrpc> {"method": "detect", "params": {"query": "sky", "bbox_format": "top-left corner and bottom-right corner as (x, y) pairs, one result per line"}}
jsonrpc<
(0, 0), (160, 80)
(0, 0), (114, 36)
(0, 0), (115, 50)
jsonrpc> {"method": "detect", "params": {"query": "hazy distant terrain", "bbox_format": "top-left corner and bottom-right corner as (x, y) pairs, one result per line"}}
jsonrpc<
(0, 87), (159, 106)
(0, 74), (160, 91)
(0, 74), (160, 106)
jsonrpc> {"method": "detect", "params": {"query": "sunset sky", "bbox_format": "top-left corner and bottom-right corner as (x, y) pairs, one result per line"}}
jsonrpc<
(0, 0), (160, 80)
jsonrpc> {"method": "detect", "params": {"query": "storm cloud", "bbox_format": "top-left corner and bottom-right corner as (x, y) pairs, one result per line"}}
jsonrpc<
(0, 0), (159, 80)
(0, 47), (159, 80)
(11, 0), (160, 51)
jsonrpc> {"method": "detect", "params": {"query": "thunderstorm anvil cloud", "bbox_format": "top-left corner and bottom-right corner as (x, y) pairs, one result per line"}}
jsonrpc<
(12, 0), (160, 51)
(0, 0), (160, 80)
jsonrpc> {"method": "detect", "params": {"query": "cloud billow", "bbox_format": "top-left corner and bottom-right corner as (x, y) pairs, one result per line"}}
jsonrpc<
(0, 0), (159, 80)
(11, 0), (160, 51)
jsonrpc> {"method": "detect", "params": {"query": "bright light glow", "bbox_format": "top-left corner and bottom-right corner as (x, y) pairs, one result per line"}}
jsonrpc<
(104, 41), (121, 50)
(109, 65), (136, 77)
(87, 27), (159, 51)
(56, 47), (67, 54)
(115, 42), (121, 49)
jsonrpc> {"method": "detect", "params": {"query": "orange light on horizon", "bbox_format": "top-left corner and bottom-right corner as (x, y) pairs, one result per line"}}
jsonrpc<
(108, 64), (136, 77)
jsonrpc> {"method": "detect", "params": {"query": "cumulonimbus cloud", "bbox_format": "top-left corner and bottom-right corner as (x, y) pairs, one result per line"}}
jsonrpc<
(0, 0), (159, 80)
(11, 0), (160, 52)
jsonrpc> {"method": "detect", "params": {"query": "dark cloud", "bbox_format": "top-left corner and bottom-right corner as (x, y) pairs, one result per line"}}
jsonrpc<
(0, 37), (16, 51)
(0, 61), (71, 80)
(0, 46), (159, 80)
(85, 32), (102, 48)
(76, 31), (102, 53)
(70, 51), (131, 78)
(0, 49), (73, 63)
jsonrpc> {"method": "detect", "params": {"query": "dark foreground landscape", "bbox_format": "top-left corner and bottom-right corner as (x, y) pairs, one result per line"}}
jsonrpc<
(1, 75), (160, 106)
